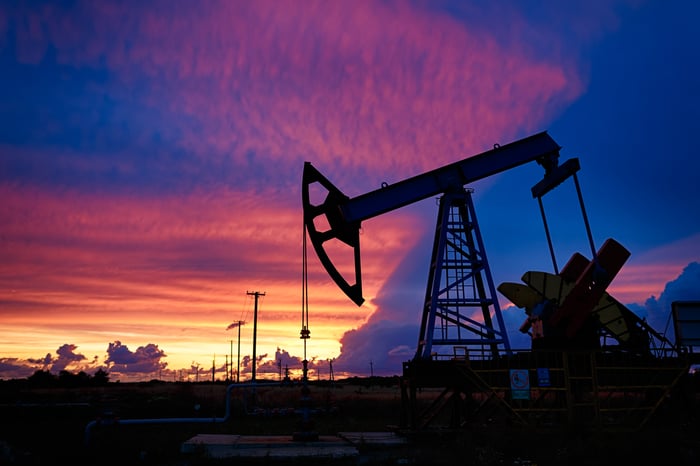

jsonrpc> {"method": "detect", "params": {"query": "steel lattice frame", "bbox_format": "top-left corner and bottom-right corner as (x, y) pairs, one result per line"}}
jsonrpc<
(415, 189), (511, 360)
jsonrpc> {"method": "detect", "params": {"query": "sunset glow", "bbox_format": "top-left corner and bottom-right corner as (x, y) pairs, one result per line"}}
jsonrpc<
(2, 0), (699, 381)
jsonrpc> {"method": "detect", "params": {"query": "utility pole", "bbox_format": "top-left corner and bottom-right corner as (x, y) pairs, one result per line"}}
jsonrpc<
(227, 320), (246, 382)
(247, 290), (265, 383)
(236, 324), (243, 382)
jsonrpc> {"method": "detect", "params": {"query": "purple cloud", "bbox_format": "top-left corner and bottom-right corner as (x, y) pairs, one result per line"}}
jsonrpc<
(106, 341), (168, 374)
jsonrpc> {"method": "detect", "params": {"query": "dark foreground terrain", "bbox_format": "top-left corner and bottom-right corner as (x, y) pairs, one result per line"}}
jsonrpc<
(1, 376), (699, 465)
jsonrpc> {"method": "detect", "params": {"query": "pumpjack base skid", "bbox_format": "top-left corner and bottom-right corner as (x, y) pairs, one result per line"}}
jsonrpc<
(399, 350), (694, 434)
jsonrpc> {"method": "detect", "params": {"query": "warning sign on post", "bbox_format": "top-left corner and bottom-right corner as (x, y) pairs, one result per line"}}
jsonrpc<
(510, 369), (530, 400)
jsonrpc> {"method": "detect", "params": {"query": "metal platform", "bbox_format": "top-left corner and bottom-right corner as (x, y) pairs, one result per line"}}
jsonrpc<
(181, 433), (359, 460)
(181, 431), (408, 462)
(401, 349), (695, 432)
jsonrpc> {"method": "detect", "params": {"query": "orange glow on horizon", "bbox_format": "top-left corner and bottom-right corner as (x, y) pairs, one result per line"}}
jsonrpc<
(0, 181), (405, 375)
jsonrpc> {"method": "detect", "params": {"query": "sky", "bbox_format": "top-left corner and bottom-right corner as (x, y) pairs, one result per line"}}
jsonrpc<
(1, 0), (699, 382)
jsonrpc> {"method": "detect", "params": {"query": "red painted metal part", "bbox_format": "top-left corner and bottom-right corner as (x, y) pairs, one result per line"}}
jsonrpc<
(549, 238), (630, 338)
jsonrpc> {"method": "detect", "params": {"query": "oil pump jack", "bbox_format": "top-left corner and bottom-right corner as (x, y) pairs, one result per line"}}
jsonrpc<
(302, 131), (695, 432)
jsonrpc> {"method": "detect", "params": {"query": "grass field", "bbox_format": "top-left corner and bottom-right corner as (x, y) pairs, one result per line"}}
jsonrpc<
(1, 377), (699, 465)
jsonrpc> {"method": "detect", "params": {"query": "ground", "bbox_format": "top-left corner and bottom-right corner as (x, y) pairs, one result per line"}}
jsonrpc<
(0, 376), (698, 465)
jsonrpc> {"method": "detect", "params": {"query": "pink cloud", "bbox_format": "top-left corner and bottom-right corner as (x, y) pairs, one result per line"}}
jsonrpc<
(610, 233), (700, 304)
(6, 1), (583, 181)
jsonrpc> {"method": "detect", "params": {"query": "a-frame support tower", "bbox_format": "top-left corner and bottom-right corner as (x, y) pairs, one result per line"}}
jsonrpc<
(415, 188), (511, 360)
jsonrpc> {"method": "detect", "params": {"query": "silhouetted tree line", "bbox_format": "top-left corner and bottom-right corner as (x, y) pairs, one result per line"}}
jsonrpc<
(343, 375), (401, 387)
(3, 368), (111, 388)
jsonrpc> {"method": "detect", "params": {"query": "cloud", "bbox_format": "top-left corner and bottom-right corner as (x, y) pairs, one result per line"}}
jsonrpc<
(628, 262), (700, 341)
(26, 353), (53, 370)
(333, 228), (433, 374)
(336, 320), (417, 376)
(51, 343), (87, 372)
(0, 358), (37, 379)
(611, 234), (700, 305)
(387, 345), (413, 357)
(0, 344), (100, 378)
(23, 344), (91, 374)
(105, 340), (167, 375)
(1, 0), (583, 193)
(256, 347), (316, 375)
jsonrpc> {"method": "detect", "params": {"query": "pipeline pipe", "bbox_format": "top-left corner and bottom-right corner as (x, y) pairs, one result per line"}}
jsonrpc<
(83, 381), (282, 446)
